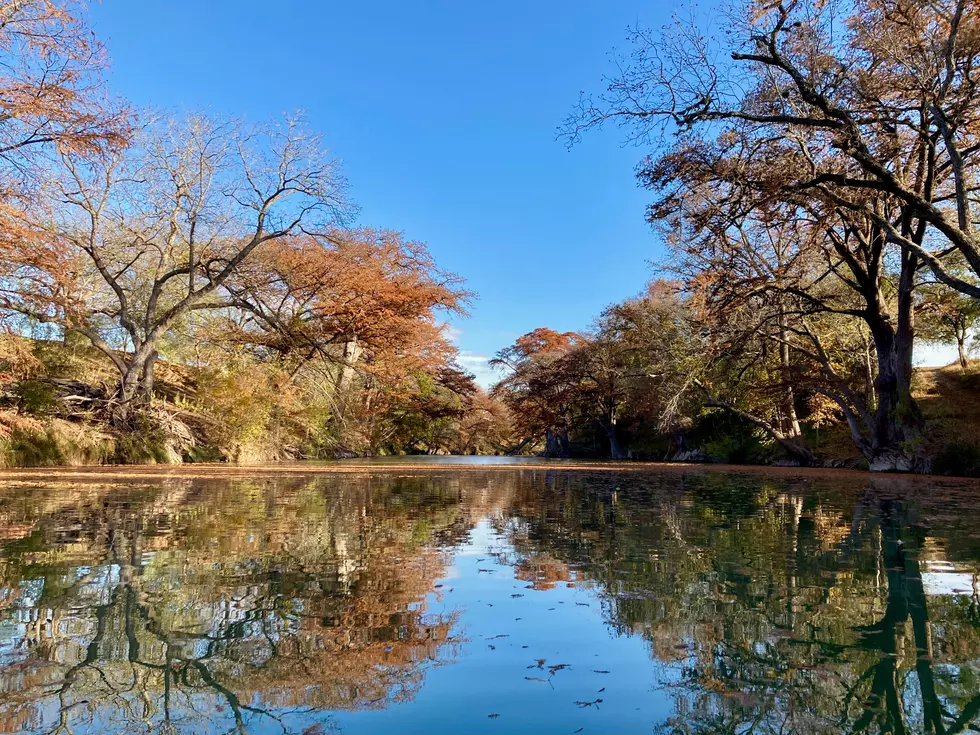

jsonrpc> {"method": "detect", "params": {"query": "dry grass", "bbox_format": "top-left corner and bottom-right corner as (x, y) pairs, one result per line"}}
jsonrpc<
(0, 410), (116, 467)
(913, 360), (980, 431)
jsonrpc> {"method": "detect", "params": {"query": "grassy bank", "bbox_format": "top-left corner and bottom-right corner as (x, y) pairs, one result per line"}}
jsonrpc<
(0, 337), (309, 466)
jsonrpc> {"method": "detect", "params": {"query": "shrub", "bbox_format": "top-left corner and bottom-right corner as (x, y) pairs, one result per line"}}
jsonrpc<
(12, 380), (58, 415)
(933, 441), (980, 478)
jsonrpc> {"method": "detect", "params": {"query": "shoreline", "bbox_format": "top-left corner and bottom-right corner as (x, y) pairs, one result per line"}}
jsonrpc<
(0, 458), (978, 487)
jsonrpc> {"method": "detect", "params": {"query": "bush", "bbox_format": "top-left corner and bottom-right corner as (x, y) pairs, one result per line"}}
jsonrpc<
(702, 431), (775, 465)
(933, 441), (980, 478)
(0, 414), (115, 467)
(12, 380), (58, 415)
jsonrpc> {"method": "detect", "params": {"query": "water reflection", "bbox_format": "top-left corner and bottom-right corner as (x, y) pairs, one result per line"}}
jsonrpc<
(0, 468), (978, 734)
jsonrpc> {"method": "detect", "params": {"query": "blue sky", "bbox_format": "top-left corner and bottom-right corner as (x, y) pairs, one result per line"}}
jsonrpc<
(87, 0), (671, 385)
(88, 1), (957, 382)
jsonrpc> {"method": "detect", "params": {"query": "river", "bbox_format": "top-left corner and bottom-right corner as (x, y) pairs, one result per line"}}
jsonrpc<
(0, 459), (978, 734)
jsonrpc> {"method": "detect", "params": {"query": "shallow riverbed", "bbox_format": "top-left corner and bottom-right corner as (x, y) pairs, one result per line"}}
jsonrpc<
(1, 460), (979, 734)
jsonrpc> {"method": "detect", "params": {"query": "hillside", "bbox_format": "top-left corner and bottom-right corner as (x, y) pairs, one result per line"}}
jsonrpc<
(913, 361), (980, 476)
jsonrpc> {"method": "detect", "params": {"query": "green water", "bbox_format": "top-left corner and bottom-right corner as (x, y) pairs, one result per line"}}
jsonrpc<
(0, 464), (979, 734)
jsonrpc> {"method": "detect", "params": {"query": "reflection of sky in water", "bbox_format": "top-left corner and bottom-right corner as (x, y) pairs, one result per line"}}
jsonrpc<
(331, 519), (671, 734)
(922, 559), (979, 595)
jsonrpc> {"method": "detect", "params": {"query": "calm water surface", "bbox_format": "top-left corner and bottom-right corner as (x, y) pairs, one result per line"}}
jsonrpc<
(1, 462), (979, 734)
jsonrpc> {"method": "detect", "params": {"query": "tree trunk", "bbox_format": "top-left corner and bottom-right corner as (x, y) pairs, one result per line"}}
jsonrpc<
(335, 337), (363, 420)
(140, 350), (158, 401)
(599, 416), (628, 460)
(670, 423), (688, 456)
(865, 265), (925, 472)
(112, 342), (160, 426)
(958, 333), (969, 369)
(544, 428), (562, 457)
(778, 312), (803, 438)
(559, 425), (572, 458)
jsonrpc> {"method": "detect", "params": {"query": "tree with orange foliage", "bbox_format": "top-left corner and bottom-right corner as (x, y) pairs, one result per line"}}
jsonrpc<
(208, 228), (472, 452)
(563, 0), (980, 470)
(0, 1), (127, 179)
(454, 387), (513, 454)
(222, 228), (468, 377)
(0, 0), (128, 356)
(491, 328), (581, 456)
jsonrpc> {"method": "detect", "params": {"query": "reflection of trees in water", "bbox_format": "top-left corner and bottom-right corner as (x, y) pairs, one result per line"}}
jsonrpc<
(0, 475), (475, 734)
(501, 473), (980, 734)
(3, 469), (979, 734)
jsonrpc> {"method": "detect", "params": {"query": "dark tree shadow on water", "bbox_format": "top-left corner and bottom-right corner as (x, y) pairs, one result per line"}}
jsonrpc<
(848, 492), (980, 735)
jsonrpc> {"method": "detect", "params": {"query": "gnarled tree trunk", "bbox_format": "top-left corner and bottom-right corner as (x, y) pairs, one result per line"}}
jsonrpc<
(862, 250), (925, 472)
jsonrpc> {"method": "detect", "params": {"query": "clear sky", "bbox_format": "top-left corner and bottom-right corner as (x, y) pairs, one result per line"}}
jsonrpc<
(86, 0), (672, 385)
(87, 1), (957, 381)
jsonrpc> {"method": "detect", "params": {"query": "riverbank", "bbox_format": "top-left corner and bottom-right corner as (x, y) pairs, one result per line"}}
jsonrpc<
(1, 458), (980, 491)
(0, 335), (510, 465)
(2, 336), (979, 476)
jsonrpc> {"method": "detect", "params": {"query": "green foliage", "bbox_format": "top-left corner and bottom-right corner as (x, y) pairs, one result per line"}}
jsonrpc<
(933, 441), (980, 478)
(0, 419), (116, 467)
(114, 428), (172, 464)
(12, 380), (58, 415)
(702, 430), (775, 465)
(191, 359), (281, 460)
